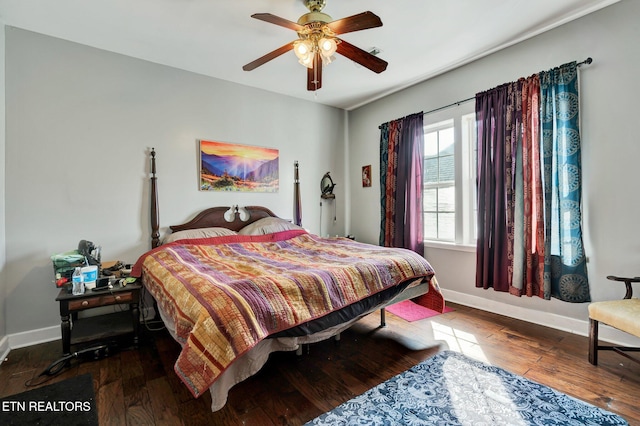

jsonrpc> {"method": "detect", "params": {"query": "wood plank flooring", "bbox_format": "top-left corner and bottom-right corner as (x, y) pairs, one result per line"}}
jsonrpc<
(1, 302), (639, 425)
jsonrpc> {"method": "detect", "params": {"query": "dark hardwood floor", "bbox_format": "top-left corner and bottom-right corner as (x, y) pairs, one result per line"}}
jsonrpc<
(2, 302), (639, 425)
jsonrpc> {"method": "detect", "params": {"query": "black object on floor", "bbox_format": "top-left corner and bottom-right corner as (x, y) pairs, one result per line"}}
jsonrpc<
(0, 373), (98, 426)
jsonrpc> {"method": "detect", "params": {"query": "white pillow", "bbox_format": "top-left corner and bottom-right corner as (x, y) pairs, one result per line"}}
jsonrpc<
(163, 227), (238, 244)
(238, 217), (303, 235)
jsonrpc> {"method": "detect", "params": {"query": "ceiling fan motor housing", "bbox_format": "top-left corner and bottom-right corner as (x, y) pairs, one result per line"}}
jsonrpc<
(299, 0), (332, 25)
(297, 11), (332, 25)
(304, 0), (326, 13)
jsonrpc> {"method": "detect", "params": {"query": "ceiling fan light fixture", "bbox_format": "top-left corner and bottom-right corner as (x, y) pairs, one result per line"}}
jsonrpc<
(293, 39), (314, 68)
(293, 39), (312, 57)
(319, 37), (337, 65)
(319, 37), (337, 56)
(299, 55), (314, 68)
(243, 0), (388, 90)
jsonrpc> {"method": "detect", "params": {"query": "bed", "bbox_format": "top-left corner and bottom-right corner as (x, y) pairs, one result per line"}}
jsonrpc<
(132, 151), (444, 411)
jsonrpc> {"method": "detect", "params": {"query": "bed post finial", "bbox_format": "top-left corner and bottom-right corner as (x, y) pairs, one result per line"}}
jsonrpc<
(294, 161), (302, 226)
(151, 148), (160, 248)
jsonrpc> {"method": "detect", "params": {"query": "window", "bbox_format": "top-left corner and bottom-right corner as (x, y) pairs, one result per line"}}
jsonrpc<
(423, 106), (477, 247)
(424, 120), (455, 241)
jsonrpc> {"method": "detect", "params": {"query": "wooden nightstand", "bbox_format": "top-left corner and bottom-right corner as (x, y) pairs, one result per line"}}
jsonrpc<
(55, 282), (142, 355)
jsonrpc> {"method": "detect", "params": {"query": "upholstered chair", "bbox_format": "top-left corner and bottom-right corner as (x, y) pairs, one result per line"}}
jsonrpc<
(588, 275), (640, 365)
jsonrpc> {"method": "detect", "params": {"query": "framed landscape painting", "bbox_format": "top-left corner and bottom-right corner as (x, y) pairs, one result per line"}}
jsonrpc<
(199, 140), (279, 192)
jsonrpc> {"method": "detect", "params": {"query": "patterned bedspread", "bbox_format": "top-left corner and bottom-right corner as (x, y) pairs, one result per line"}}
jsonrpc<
(132, 229), (438, 397)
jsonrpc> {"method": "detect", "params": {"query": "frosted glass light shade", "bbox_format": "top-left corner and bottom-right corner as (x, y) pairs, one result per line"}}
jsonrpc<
(294, 39), (314, 68)
(319, 37), (337, 57)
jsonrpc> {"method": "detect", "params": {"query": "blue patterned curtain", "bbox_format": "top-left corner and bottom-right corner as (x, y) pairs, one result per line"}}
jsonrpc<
(540, 62), (590, 302)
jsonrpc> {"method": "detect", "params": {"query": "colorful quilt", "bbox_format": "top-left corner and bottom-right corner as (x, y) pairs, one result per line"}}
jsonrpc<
(132, 229), (438, 397)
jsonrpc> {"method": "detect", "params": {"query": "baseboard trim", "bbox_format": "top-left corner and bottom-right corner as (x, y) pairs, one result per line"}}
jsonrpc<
(442, 289), (640, 347)
(0, 335), (10, 364)
(8, 325), (60, 350)
(4, 306), (157, 352)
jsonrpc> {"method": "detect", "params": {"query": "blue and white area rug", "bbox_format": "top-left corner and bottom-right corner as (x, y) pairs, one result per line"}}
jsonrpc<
(305, 350), (627, 425)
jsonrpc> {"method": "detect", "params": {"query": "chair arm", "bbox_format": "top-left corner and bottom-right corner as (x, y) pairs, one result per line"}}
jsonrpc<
(606, 275), (640, 299)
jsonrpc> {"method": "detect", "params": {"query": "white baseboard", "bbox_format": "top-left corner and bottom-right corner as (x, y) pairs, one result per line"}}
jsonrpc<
(2, 306), (157, 355)
(0, 335), (10, 364)
(442, 289), (640, 347)
(8, 325), (60, 350)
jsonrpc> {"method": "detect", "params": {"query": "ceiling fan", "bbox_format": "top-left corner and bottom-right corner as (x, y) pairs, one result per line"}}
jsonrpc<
(242, 0), (388, 91)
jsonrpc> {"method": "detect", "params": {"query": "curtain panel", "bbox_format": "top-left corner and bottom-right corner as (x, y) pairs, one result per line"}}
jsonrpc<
(379, 113), (424, 254)
(475, 62), (589, 303)
(475, 84), (511, 293)
(539, 63), (589, 302)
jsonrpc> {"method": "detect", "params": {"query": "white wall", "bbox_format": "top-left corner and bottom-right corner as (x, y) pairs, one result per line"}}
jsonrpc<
(348, 0), (640, 339)
(4, 27), (346, 339)
(0, 24), (8, 354)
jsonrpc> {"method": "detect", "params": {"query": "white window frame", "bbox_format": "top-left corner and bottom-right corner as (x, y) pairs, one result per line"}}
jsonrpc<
(423, 120), (455, 242)
(423, 104), (477, 251)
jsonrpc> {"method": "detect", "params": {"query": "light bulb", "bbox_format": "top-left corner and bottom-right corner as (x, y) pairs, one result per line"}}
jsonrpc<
(296, 44), (308, 56)
(319, 37), (337, 57)
(294, 40), (313, 60)
(293, 40), (314, 68)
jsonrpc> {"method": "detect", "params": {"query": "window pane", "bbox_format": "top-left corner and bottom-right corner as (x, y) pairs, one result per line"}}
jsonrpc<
(424, 158), (438, 184)
(438, 213), (455, 241)
(438, 186), (455, 212)
(425, 133), (438, 157)
(424, 213), (437, 240)
(439, 127), (454, 155)
(424, 188), (437, 211)
(439, 155), (455, 182)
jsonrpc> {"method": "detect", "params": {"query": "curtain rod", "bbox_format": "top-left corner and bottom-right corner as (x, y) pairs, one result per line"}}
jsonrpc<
(379, 57), (593, 128)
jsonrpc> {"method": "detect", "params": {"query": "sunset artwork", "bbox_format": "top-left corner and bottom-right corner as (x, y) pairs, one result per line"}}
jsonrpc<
(199, 140), (279, 192)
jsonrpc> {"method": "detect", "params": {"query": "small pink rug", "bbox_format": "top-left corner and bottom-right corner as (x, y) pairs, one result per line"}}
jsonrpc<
(386, 300), (455, 322)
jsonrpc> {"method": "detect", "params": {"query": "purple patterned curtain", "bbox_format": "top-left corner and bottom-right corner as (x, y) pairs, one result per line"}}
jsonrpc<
(475, 84), (513, 292)
(379, 112), (424, 254)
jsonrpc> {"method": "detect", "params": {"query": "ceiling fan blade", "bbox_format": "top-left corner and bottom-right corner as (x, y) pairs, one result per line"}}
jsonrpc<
(251, 13), (304, 32)
(336, 39), (388, 73)
(307, 53), (322, 91)
(243, 42), (295, 71)
(326, 11), (382, 35)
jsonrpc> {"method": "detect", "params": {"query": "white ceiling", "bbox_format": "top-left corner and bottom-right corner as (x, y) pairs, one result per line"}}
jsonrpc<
(0, 0), (619, 110)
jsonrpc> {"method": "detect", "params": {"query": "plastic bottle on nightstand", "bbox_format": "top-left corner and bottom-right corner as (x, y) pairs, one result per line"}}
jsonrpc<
(72, 267), (85, 295)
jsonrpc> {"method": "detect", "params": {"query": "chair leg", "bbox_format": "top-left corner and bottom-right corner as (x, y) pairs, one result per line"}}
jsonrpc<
(589, 318), (598, 366)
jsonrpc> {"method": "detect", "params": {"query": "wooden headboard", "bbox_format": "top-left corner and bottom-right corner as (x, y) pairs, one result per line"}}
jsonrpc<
(149, 148), (301, 248)
(169, 206), (278, 234)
